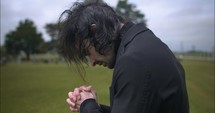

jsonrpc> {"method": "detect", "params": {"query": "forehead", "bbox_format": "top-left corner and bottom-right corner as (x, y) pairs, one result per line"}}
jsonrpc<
(77, 39), (93, 55)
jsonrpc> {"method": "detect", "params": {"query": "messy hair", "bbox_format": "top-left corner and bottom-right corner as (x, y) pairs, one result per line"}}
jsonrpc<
(58, 0), (123, 77)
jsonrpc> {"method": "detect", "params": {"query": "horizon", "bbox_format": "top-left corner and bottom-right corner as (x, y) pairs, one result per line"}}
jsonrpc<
(1, 0), (214, 52)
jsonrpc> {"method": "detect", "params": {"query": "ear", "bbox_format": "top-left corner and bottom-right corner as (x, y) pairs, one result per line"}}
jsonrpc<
(90, 24), (96, 31)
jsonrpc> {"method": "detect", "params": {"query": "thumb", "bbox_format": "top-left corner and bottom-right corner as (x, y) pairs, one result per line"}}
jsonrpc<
(80, 85), (92, 92)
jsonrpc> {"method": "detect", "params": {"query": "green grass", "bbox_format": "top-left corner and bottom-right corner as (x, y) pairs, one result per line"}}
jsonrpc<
(0, 62), (112, 113)
(182, 60), (214, 113)
(0, 60), (214, 113)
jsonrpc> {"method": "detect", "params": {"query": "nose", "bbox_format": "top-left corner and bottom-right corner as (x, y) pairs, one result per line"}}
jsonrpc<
(90, 60), (96, 66)
(86, 56), (96, 66)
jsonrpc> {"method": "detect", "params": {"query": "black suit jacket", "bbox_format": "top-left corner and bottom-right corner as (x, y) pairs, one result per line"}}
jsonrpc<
(80, 22), (190, 113)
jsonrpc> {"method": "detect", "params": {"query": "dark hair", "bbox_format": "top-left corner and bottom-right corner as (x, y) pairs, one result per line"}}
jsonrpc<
(58, 0), (123, 77)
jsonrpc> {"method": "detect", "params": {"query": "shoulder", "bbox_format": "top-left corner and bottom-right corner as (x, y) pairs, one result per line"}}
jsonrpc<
(113, 54), (148, 81)
(115, 54), (142, 70)
(112, 54), (150, 92)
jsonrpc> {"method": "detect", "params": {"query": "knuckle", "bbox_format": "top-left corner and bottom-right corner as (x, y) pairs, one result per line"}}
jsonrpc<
(68, 92), (72, 97)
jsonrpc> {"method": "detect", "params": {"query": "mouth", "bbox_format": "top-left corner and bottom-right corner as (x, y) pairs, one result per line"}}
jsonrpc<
(96, 61), (107, 67)
(103, 63), (107, 67)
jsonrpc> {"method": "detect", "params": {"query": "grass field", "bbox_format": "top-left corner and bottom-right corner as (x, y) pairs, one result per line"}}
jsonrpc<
(0, 60), (214, 113)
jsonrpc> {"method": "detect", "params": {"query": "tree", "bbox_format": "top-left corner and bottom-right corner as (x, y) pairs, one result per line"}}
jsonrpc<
(115, 0), (147, 25)
(0, 45), (5, 59)
(45, 23), (58, 42)
(44, 23), (58, 53)
(5, 19), (44, 60)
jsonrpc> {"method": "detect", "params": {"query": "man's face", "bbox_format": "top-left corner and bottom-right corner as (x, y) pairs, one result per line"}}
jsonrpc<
(84, 41), (116, 69)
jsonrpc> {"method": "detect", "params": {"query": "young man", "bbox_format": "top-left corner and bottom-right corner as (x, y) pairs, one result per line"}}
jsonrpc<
(59, 0), (189, 113)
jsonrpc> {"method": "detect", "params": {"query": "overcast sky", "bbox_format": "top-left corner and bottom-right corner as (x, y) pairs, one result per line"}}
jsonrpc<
(1, 0), (214, 52)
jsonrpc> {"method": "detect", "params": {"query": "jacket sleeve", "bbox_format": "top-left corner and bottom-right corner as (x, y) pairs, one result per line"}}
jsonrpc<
(100, 104), (111, 113)
(80, 99), (103, 113)
(80, 99), (111, 113)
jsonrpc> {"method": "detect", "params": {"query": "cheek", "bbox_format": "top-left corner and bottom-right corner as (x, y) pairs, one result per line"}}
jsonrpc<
(88, 53), (103, 61)
(104, 55), (113, 62)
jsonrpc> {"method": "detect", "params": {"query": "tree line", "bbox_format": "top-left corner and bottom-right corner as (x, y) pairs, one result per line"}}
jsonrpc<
(0, 0), (147, 61)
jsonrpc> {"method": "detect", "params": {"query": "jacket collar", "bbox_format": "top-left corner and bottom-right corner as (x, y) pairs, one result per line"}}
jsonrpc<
(118, 21), (135, 40)
(117, 22), (149, 55)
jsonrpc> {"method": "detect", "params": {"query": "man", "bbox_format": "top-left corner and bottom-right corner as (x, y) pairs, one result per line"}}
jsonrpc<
(58, 0), (190, 113)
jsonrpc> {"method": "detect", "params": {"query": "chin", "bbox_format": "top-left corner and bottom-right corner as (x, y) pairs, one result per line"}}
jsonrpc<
(106, 56), (116, 69)
(107, 66), (113, 69)
(107, 63), (115, 69)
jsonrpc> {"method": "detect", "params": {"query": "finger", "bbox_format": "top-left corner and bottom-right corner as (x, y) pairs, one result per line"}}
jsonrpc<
(70, 106), (79, 112)
(91, 90), (97, 99)
(76, 95), (81, 100)
(68, 92), (77, 102)
(76, 91), (95, 106)
(76, 100), (82, 106)
(73, 88), (81, 96)
(66, 98), (76, 107)
(68, 92), (73, 98)
(76, 104), (80, 109)
(80, 85), (92, 92)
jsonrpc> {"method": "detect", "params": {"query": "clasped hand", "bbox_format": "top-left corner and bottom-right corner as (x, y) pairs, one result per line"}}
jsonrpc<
(66, 86), (97, 112)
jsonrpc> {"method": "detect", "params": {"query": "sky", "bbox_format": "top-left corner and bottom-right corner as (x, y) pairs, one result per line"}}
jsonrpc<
(1, 0), (214, 52)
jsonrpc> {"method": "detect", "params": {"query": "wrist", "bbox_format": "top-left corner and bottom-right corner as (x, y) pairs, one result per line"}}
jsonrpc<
(80, 99), (100, 112)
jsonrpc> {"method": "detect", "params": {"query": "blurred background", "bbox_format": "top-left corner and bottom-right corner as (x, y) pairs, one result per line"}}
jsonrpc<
(0, 0), (214, 113)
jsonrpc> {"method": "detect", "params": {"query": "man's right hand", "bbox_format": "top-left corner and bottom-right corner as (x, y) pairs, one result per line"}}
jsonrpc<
(66, 85), (97, 112)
